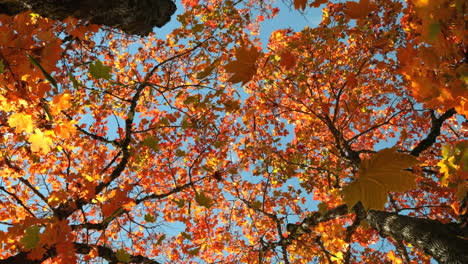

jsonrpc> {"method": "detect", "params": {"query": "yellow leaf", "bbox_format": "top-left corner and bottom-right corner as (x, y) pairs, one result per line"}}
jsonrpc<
(8, 113), (34, 133)
(51, 92), (71, 115)
(225, 43), (260, 85)
(330, 251), (344, 262)
(342, 148), (419, 210)
(29, 128), (54, 154)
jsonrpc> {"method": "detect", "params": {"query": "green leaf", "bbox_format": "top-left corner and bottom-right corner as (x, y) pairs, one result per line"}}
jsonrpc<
(142, 136), (160, 152)
(116, 248), (131, 263)
(20, 226), (41, 249)
(188, 247), (200, 256)
(181, 231), (192, 240)
(175, 149), (186, 157)
(195, 192), (213, 208)
(68, 72), (81, 90)
(156, 234), (166, 245)
(144, 213), (156, 223)
(251, 200), (262, 210)
(27, 54), (58, 88)
(428, 22), (441, 41)
(173, 199), (185, 208)
(0, 59), (5, 74)
(89, 60), (112, 80)
(196, 58), (220, 79)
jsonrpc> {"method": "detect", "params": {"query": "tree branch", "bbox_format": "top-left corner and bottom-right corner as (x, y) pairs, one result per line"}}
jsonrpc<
(411, 108), (456, 156)
(0, 242), (162, 264)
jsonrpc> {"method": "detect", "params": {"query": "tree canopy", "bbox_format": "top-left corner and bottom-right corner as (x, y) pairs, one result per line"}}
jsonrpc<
(0, 0), (466, 263)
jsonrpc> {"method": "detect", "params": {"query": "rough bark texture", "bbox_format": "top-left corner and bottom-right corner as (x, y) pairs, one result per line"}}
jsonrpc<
(0, 0), (176, 35)
(367, 209), (468, 264)
(286, 203), (468, 264)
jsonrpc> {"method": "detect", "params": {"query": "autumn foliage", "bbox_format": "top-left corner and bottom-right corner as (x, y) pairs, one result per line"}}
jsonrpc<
(0, 0), (466, 263)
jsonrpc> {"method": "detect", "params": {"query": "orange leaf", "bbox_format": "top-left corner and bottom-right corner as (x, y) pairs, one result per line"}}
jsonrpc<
(294, 0), (308, 10)
(225, 43), (260, 85)
(310, 0), (328, 7)
(51, 92), (72, 115)
(344, 0), (377, 19)
(279, 50), (297, 70)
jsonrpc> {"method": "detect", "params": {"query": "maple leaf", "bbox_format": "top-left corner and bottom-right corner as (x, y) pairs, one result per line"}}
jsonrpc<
(195, 192), (213, 208)
(20, 226), (41, 250)
(294, 0), (307, 10)
(279, 50), (297, 70)
(141, 135), (160, 152)
(310, 0), (328, 7)
(89, 60), (112, 80)
(196, 58), (221, 79)
(225, 43), (260, 85)
(342, 148), (419, 210)
(51, 92), (72, 115)
(29, 128), (54, 154)
(116, 248), (131, 263)
(344, 0), (377, 19)
(8, 112), (34, 133)
(0, 59), (5, 73)
(144, 214), (156, 223)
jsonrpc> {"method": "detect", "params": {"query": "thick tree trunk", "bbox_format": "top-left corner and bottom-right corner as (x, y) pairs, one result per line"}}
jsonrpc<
(0, 0), (176, 35)
(366, 210), (468, 264)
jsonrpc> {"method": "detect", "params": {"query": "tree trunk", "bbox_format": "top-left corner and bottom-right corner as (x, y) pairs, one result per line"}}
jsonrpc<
(366, 210), (468, 264)
(0, 0), (176, 35)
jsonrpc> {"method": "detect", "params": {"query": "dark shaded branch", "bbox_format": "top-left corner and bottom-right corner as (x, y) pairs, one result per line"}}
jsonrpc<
(0, 185), (36, 217)
(411, 108), (456, 156)
(0, 0), (176, 36)
(315, 236), (334, 264)
(283, 203), (468, 263)
(366, 208), (468, 264)
(395, 239), (411, 264)
(0, 242), (161, 264)
(74, 243), (161, 264)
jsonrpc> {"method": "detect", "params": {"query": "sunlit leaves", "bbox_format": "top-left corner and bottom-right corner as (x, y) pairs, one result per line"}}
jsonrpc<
(29, 128), (54, 154)
(89, 60), (112, 80)
(225, 43), (260, 85)
(438, 141), (467, 200)
(342, 148), (419, 210)
(8, 113), (34, 133)
(51, 92), (71, 115)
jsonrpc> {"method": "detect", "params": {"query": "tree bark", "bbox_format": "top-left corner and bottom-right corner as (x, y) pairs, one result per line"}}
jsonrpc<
(366, 209), (468, 264)
(0, 0), (176, 35)
(287, 204), (468, 264)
